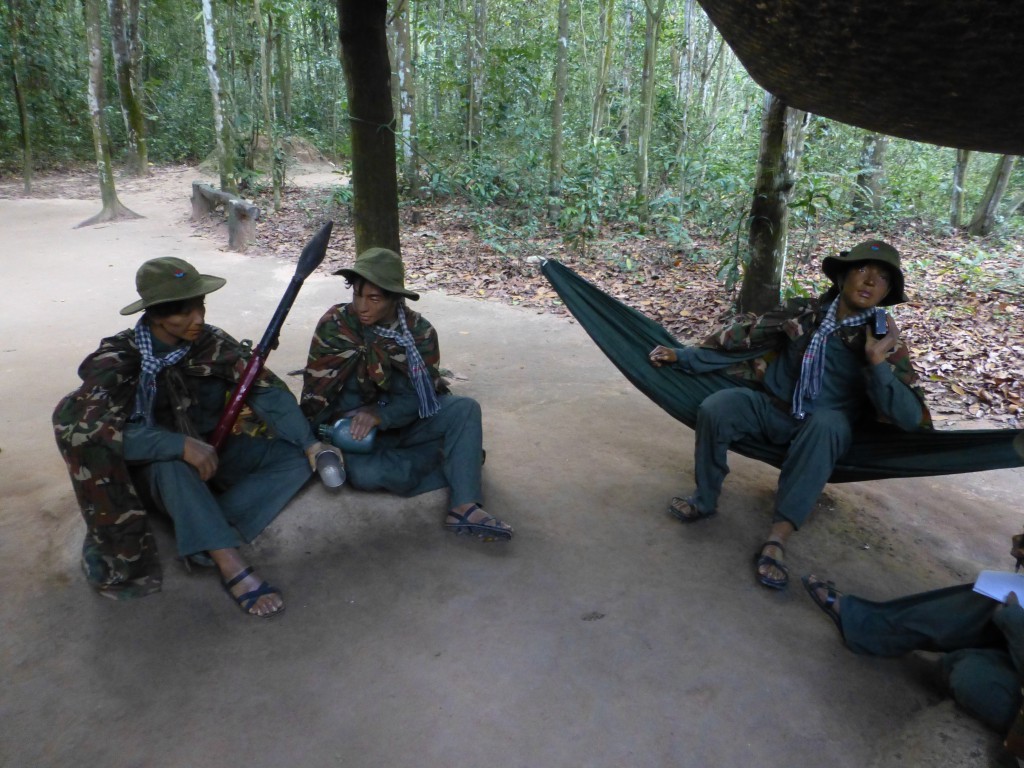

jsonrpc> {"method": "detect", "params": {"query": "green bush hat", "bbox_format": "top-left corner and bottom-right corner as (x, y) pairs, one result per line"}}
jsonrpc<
(821, 240), (908, 306)
(120, 257), (226, 315)
(335, 247), (420, 300)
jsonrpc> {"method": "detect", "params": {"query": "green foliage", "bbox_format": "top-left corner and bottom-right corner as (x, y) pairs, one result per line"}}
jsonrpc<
(1, 0), (1021, 282)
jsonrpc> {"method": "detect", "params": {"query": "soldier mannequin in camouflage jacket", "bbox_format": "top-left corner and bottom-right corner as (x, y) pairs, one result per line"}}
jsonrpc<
(648, 241), (931, 590)
(53, 257), (335, 617)
(301, 247), (513, 541)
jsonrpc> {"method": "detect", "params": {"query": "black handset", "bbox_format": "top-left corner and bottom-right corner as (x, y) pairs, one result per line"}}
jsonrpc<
(872, 307), (888, 337)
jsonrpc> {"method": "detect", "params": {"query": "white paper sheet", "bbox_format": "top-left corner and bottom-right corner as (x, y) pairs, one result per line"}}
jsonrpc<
(973, 570), (1024, 603)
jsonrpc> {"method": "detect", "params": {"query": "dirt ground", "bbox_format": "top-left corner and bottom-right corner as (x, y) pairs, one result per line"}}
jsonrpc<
(1, 167), (1022, 768)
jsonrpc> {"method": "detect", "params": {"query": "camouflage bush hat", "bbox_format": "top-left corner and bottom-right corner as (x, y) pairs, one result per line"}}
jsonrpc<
(821, 240), (908, 306)
(120, 257), (227, 315)
(335, 247), (419, 300)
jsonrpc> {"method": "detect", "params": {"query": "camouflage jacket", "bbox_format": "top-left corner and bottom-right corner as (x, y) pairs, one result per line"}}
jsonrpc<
(52, 325), (283, 599)
(698, 297), (932, 428)
(301, 303), (448, 426)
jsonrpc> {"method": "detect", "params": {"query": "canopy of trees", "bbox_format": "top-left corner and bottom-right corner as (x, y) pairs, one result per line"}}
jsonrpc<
(1, 0), (1022, 259)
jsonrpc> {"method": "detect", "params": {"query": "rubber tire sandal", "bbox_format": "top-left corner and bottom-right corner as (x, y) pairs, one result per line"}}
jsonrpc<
(668, 496), (716, 523)
(222, 565), (284, 618)
(801, 575), (842, 633)
(753, 541), (789, 590)
(445, 504), (513, 541)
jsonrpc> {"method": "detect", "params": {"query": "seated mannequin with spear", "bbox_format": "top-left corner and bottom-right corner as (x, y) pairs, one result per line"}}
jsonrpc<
(53, 225), (339, 618)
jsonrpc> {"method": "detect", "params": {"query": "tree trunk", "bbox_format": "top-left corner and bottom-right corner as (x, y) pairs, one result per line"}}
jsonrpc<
(5, 0), (32, 193)
(337, 0), (400, 253)
(852, 132), (888, 220)
(548, 0), (569, 223)
(78, 0), (140, 227)
(201, 0), (235, 193)
(673, 0), (697, 211)
(967, 154), (1018, 237)
(395, 0), (420, 191)
(616, 3), (632, 146)
(590, 0), (614, 143)
(949, 149), (972, 229)
(635, 0), (665, 212)
(738, 93), (807, 314)
(255, 0), (281, 211)
(465, 0), (486, 151)
(277, 20), (292, 126)
(107, 0), (147, 176)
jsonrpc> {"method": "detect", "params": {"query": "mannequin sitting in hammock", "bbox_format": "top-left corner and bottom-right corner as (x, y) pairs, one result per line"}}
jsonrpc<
(649, 240), (931, 590)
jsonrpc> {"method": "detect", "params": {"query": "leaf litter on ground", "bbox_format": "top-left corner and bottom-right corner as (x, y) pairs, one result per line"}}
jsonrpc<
(239, 180), (1024, 431)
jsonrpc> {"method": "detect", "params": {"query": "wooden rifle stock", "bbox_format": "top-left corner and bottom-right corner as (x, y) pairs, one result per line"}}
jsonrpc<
(209, 221), (333, 451)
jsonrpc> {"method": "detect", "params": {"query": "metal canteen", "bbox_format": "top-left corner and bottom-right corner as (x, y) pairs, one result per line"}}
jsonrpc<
(318, 416), (377, 455)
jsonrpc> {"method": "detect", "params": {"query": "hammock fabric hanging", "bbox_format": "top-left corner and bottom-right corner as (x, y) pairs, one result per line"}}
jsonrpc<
(542, 259), (1024, 483)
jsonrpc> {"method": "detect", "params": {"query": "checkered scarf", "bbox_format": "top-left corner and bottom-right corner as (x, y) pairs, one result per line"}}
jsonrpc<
(130, 319), (192, 425)
(372, 307), (441, 418)
(791, 300), (874, 419)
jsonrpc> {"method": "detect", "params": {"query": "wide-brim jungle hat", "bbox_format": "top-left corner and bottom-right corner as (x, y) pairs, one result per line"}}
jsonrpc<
(821, 240), (908, 306)
(335, 247), (419, 300)
(120, 257), (226, 315)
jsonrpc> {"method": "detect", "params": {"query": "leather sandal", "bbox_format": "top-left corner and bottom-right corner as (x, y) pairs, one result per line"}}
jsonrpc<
(444, 504), (513, 541)
(222, 566), (284, 618)
(801, 575), (843, 632)
(668, 496), (716, 523)
(754, 540), (788, 590)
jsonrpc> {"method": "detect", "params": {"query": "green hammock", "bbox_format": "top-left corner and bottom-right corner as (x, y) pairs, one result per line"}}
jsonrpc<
(541, 259), (1024, 483)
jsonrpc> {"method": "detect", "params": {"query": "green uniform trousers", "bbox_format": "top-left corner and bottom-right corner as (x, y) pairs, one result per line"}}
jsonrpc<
(841, 583), (1023, 732)
(131, 434), (311, 557)
(692, 387), (852, 527)
(343, 394), (483, 507)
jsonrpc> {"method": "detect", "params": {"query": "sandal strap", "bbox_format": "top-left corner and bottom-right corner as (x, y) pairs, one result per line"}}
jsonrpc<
(234, 581), (281, 612)
(222, 565), (255, 590)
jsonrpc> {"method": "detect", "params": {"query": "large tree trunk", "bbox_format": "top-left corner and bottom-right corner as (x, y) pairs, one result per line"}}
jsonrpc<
(738, 93), (807, 314)
(5, 0), (32, 193)
(852, 131), (888, 221)
(465, 0), (486, 151)
(635, 0), (666, 212)
(590, 0), (614, 143)
(547, 0), (569, 223)
(201, 0), (235, 193)
(968, 154), (1018, 237)
(395, 0), (420, 191)
(107, 0), (147, 176)
(949, 149), (972, 229)
(338, 0), (400, 253)
(78, 0), (140, 227)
